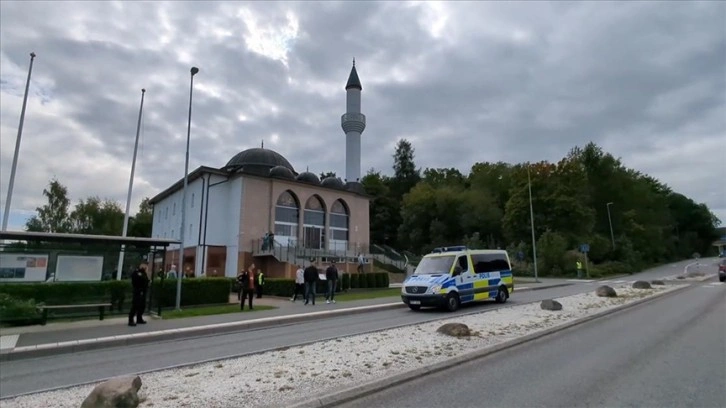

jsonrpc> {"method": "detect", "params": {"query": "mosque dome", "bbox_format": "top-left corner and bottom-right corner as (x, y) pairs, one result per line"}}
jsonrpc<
(223, 148), (295, 175)
(296, 171), (321, 185)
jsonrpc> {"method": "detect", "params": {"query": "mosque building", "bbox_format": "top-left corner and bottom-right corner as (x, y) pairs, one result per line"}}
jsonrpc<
(149, 62), (370, 278)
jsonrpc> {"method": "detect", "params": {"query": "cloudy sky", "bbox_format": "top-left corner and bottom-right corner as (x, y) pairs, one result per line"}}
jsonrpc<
(1, 1), (724, 232)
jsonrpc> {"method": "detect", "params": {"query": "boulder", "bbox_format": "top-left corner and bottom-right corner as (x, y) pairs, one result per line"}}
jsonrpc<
(650, 280), (665, 286)
(540, 299), (563, 311)
(436, 322), (471, 338)
(632, 280), (652, 289)
(595, 285), (617, 298)
(81, 376), (142, 408)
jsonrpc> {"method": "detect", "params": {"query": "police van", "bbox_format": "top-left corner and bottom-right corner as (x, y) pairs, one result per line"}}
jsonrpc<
(401, 246), (514, 312)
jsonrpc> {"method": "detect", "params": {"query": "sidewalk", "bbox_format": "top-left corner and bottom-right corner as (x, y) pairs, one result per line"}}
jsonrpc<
(0, 280), (572, 360)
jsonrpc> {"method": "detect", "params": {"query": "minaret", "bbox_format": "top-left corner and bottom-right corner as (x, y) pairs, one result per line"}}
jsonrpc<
(341, 59), (365, 182)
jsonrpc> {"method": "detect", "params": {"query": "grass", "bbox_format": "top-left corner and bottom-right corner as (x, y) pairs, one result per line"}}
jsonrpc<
(334, 288), (401, 302)
(162, 304), (276, 319)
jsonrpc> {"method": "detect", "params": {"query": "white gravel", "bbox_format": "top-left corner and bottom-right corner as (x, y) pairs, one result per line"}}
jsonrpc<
(3, 283), (684, 408)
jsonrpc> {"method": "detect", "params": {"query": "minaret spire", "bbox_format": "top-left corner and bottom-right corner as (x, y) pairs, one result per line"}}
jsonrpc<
(341, 60), (366, 182)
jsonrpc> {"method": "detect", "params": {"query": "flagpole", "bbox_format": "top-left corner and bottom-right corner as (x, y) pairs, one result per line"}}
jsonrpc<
(116, 88), (146, 280)
(2, 52), (36, 231)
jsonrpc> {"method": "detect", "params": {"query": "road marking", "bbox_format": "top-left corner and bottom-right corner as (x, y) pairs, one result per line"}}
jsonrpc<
(567, 279), (595, 283)
(706, 282), (724, 286)
(0, 334), (19, 351)
(517, 286), (531, 290)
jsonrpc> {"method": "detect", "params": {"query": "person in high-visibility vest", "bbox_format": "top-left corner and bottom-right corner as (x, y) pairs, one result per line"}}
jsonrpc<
(255, 270), (265, 298)
(576, 260), (583, 278)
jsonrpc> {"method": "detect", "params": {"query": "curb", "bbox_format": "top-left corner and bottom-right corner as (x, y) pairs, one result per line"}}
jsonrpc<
(288, 284), (693, 408)
(515, 283), (573, 292)
(0, 302), (406, 362)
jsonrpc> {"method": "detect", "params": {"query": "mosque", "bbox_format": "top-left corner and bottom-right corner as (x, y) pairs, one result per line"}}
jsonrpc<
(149, 63), (370, 278)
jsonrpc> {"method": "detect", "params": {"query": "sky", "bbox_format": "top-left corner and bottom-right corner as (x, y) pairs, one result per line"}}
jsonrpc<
(1, 1), (725, 232)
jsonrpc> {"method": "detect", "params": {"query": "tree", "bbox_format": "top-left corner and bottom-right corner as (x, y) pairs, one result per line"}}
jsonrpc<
(128, 197), (153, 237)
(422, 168), (465, 188)
(25, 178), (72, 233)
(69, 197), (124, 236)
(361, 170), (397, 245)
(319, 171), (337, 180)
(391, 138), (421, 198)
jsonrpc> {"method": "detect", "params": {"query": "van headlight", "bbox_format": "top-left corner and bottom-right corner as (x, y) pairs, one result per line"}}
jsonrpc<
(430, 284), (442, 294)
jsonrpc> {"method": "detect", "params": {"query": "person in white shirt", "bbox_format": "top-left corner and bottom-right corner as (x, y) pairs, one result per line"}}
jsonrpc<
(291, 265), (305, 302)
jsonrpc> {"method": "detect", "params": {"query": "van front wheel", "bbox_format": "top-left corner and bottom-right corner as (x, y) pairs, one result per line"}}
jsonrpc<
(445, 293), (460, 312)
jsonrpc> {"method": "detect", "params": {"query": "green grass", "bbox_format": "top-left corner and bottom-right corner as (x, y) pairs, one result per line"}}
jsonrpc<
(335, 288), (401, 302)
(162, 304), (276, 319)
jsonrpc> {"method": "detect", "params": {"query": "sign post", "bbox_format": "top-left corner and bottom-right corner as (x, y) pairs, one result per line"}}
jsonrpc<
(579, 244), (590, 278)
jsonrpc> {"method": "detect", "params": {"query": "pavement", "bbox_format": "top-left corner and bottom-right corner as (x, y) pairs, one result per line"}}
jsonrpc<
(336, 276), (726, 408)
(0, 278), (571, 360)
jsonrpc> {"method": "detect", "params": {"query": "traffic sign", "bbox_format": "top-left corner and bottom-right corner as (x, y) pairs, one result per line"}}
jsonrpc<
(516, 251), (525, 261)
(579, 244), (590, 253)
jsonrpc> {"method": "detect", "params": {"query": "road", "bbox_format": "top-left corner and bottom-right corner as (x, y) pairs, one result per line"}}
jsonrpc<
(0, 259), (716, 399)
(339, 278), (726, 408)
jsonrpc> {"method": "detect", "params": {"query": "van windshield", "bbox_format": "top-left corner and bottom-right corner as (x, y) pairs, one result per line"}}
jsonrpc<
(414, 256), (455, 275)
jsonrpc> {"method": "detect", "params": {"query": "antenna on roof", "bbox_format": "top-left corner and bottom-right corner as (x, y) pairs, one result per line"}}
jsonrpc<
(352, 57), (355, 67)
(261, 139), (264, 148)
(306, 166), (309, 172)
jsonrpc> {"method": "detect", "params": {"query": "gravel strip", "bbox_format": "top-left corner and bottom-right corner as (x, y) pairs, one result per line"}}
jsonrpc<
(2, 283), (684, 408)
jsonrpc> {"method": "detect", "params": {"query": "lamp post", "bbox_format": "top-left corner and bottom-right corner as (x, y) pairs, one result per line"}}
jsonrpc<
(527, 165), (539, 283)
(606, 202), (615, 250)
(175, 67), (199, 311)
(116, 89), (146, 280)
(2, 52), (36, 231)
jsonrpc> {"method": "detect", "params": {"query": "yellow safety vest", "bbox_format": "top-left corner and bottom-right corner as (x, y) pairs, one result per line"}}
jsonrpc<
(576, 261), (582, 269)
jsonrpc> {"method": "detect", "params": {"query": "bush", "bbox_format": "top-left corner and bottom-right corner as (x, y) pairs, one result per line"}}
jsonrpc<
(0, 293), (41, 325)
(592, 261), (632, 277)
(0, 278), (231, 310)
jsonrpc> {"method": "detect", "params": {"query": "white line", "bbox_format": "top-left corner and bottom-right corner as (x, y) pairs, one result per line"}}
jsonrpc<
(567, 279), (595, 283)
(708, 282), (724, 286)
(516, 286), (531, 290)
(0, 334), (19, 351)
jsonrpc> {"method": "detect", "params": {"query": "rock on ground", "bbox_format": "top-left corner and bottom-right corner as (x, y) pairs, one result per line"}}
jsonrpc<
(595, 285), (618, 298)
(80, 375), (142, 408)
(436, 322), (471, 337)
(651, 280), (665, 286)
(632, 281), (652, 289)
(540, 299), (563, 311)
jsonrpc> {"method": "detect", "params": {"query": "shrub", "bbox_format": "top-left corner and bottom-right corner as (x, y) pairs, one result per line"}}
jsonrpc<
(0, 293), (41, 325)
(350, 274), (359, 289)
(592, 261), (632, 277)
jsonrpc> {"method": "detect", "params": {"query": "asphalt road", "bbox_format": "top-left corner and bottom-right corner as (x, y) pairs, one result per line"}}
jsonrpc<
(339, 278), (726, 408)
(0, 259), (714, 399)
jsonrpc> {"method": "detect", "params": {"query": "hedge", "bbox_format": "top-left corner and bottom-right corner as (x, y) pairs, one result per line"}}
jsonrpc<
(0, 278), (232, 312)
(235, 272), (390, 298)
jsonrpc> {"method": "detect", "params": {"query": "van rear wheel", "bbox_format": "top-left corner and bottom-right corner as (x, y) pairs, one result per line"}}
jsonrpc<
(495, 287), (508, 303)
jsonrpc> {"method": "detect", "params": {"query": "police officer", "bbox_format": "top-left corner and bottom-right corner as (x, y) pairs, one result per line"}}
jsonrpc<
(128, 263), (150, 326)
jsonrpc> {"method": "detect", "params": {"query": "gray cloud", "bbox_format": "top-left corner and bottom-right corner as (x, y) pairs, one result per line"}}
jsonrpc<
(1, 0), (724, 230)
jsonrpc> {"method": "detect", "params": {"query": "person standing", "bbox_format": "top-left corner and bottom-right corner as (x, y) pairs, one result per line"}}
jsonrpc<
(291, 265), (305, 302)
(256, 270), (265, 298)
(325, 261), (339, 304)
(576, 260), (583, 279)
(238, 263), (256, 310)
(128, 263), (149, 327)
(357, 253), (365, 273)
(303, 261), (319, 306)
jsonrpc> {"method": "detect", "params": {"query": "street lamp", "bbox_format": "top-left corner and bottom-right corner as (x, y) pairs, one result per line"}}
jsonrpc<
(527, 165), (539, 283)
(2, 52), (36, 231)
(606, 202), (615, 250)
(175, 66), (199, 311)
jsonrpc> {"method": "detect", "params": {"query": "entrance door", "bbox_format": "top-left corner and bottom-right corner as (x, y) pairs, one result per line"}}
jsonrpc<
(304, 226), (323, 249)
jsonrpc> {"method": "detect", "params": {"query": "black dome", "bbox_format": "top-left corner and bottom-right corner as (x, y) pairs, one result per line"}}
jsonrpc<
(321, 177), (345, 189)
(224, 148), (295, 175)
(345, 181), (366, 195)
(296, 171), (321, 185)
(269, 165), (295, 180)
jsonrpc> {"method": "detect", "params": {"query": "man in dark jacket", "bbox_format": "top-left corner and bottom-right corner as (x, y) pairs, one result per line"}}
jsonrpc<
(325, 261), (339, 304)
(303, 261), (319, 306)
(128, 263), (149, 327)
(238, 264), (256, 310)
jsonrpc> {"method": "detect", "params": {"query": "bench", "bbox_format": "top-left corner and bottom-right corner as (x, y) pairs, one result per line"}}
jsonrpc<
(37, 303), (112, 326)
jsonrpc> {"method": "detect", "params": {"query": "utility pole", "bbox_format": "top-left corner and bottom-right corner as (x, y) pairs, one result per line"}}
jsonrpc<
(528, 165), (539, 283)
(606, 202), (615, 250)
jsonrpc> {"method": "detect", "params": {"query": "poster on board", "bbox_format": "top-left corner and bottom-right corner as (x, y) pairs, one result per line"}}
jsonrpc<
(0, 253), (50, 282)
(55, 255), (105, 281)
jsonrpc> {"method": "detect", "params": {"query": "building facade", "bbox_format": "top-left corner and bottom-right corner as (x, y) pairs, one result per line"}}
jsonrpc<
(149, 63), (370, 278)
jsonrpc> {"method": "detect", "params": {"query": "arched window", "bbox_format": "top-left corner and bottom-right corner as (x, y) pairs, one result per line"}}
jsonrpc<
(303, 195), (326, 249)
(329, 199), (349, 251)
(274, 191), (300, 247)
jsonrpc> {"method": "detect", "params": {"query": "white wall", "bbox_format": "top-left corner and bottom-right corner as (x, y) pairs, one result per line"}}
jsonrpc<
(225, 177), (243, 276)
(151, 176), (205, 250)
